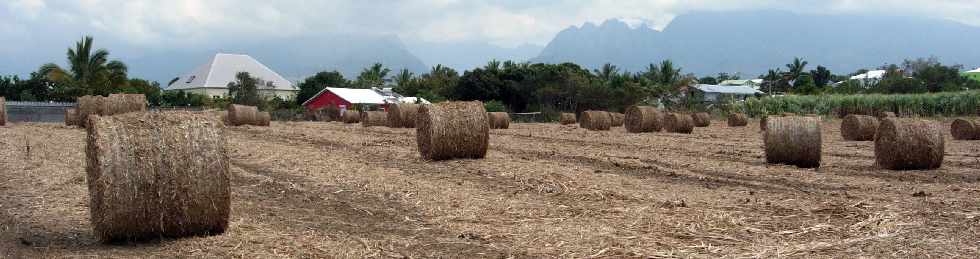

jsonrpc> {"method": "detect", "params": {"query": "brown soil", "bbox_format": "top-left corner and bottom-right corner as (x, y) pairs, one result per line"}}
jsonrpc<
(2, 119), (979, 258)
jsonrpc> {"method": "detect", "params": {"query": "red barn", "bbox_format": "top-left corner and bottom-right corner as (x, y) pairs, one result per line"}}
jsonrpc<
(302, 87), (388, 111)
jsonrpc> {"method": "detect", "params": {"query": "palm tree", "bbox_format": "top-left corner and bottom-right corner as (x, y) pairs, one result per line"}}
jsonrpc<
(763, 68), (783, 95)
(394, 69), (415, 87)
(354, 63), (391, 88)
(658, 60), (681, 86)
(785, 57), (808, 81)
(485, 60), (501, 73)
(594, 63), (619, 83)
(39, 36), (128, 95)
(642, 63), (660, 82)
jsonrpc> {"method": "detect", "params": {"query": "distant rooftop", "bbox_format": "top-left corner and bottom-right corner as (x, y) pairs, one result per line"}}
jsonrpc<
(166, 53), (296, 91)
(694, 84), (762, 95)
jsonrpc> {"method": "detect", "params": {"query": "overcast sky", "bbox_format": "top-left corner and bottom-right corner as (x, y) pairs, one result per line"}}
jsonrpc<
(3, 0), (980, 51)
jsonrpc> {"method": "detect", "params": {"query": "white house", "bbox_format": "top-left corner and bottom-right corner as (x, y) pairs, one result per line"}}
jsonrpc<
(693, 84), (763, 102)
(848, 70), (887, 86)
(166, 53), (298, 100)
(719, 79), (764, 90)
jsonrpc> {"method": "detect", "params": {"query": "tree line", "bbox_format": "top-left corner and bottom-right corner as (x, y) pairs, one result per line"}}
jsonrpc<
(3, 36), (978, 114)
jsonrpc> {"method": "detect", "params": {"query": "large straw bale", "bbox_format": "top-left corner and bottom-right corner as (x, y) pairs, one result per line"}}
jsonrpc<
(105, 94), (146, 116)
(388, 103), (421, 128)
(625, 106), (663, 133)
(950, 119), (978, 140)
(727, 113), (748, 127)
(226, 104), (258, 126)
(78, 95), (107, 128)
(875, 118), (944, 170)
(764, 116), (822, 168)
(341, 111), (360, 124)
(487, 112), (511, 129)
(361, 111), (388, 127)
(86, 111), (229, 242)
(416, 101), (489, 160)
(841, 115), (879, 141)
(257, 111), (271, 126)
(608, 112), (625, 127)
(692, 112), (711, 127)
(665, 113), (694, 134)
(559, 113), (577, 125)
(579, 111), (611, 131)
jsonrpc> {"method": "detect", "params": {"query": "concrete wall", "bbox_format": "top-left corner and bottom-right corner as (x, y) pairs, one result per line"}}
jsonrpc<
(5, 101), (74, 123)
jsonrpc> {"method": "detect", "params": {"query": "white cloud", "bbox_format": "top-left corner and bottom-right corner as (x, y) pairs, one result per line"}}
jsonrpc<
(2, 0), (979, 48)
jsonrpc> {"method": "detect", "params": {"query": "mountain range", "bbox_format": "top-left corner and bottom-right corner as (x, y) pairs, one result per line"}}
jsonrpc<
(533, 11), (980, 77)
(5, 10), (980, 85)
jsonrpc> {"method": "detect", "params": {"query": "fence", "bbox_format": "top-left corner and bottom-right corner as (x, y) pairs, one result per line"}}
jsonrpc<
(5, 101), (75, 123)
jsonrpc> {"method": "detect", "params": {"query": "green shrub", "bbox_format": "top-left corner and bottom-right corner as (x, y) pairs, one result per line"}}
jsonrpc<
(739, 90), (980, 117)
(484, 100), (506, 112)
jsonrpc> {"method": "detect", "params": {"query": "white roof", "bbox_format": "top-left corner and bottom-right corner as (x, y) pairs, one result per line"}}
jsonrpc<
(694, 84), (762, 95)
(324, 87), (387, 104)
(390, 97), (431, 104)
(967, 67), (980, 73)
(166, 53), (296, 91)
(850, 70), (887, 80)
(719, 79), (759, 86)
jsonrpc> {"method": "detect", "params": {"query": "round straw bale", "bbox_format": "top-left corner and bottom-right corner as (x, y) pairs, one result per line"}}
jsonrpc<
(388, 103), (421, 128)
(341, 111), (360, 124)
(86, 111), (229, 242)
(226, 104), (258, 126)
(256, 111), (271, 126)
(692, 112), (711, 127)
(105, 94), (147, 116)
(874, 118), (944, 170)
(361, 111), (388, 127)
(579, 111), (611, 131)
(559, 113), (577, 125)
(608, 112), (625, 127)
(950, 119), (978, 140)
(625, 106), (663, 133)
(416, 101), (489, 160)
(841, 115), (879, 141)
(665, 113), (695, 134)
(65, 108), (79, 126)
(0, 96), (5, 126)
(876, 111), (896, 118)
(77, 95), (108, 128)
(727, 113), (748, 127)
(487, 112), (511, 129)
(764, 116), (822, 168)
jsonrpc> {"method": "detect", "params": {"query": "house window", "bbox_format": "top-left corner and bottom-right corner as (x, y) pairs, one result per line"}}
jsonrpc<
(186, 75), (196, 84)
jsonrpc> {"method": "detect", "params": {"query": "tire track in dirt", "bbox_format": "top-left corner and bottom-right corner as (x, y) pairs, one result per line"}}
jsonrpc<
(228, 127), (644, 203)
(235, 125), (850, 201)
(493, 130), (980, 186)
(230, 160), (519, 258)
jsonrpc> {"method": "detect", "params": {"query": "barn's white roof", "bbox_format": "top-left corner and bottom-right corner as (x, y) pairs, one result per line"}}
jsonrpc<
(326, 87), (387, 104)
(967, 67), (980, 73)
(849, 70), (887, 80)
(694, 84), (762, 95)
(166, 53), (296, 91)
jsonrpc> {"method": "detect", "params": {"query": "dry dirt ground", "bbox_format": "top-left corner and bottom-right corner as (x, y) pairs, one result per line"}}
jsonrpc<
(1, 118), (979, 258)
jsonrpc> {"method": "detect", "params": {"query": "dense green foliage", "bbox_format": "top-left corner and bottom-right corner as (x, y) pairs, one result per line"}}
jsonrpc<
(5, 36), (978, 119)
(738, 91), (980, 117)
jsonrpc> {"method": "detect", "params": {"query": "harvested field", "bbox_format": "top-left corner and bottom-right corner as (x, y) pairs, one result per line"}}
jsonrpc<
(2, 118), (980, 258)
